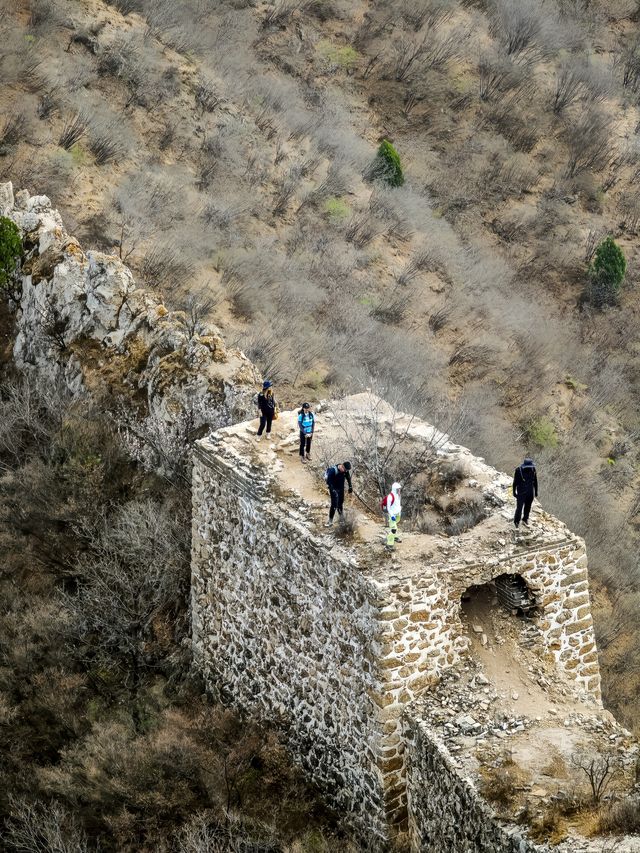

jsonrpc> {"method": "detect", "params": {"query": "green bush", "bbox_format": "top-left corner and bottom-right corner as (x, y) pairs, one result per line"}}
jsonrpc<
(525, 416), (558, 449)
(0, 216), (22, 291)
(371, 139), (404, 188)
(324, 196), (350, 223)
(587, 236), (626, 307)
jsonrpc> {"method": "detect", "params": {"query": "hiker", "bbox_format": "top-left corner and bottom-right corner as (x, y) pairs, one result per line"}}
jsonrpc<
(512, 457), (538, 529)
(256, 380), (277, 441)
(382, 482), (402, 550)
(324, 462), (352, 526)
(298, 402), (315, 462)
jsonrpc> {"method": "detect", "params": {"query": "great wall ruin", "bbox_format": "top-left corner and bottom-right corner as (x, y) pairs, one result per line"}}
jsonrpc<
(2, 183), (638, 852)
(191, 400), (638, 851)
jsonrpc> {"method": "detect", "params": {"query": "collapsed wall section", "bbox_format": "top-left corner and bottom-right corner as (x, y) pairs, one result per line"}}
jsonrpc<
(404, 718), (539, 853)
(191, 437), (390, 844)
(444, 539), (600, 701)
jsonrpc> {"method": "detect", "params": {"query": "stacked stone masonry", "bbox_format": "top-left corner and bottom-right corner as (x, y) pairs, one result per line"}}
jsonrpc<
(190, 397), (621, 851)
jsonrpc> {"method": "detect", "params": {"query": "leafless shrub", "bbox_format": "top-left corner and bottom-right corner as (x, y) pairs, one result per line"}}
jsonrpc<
(195, 76), (220, 113)
(141, 243), (196, 293)
(553, 59), (589, 113)
(334, 508), (359, 540)
(438, 458), (468, 488)
(370, 290), (410, 325)
(240, 325), (291, 382)
(571, 750), (622, 804)
(491, 0), (543, 58)
(66, 27), (100, 55)
(4, 797), (90, 853)
(400, 0), (454, 31)
(449, 343), (493, 368)
(480, 756), (520, 807)
(98, 33), (140, 78)
(145, 0), (200, 54)
(617, 190), (640, 233)
(37, 89), (59, 119)
(444, 495), (487, 535)
(353, 11), (392, 49)
(58, 111), (89, 150)
(424, 26), (467, 70)
(261, 0), (309, 30)
(485, 91), (540, 152)
(616, 35), (640, 92)
(272, 167), (302, 216)
(110, 0), (144, 14)
(89, 124), (126, 165)
(28, 0), (60, 31)
(0, 113), (28, 149)
(65, 498), (188, 675)
(179, 290), (220, 337)
(428, 304), (451, 332)
(345, 212), (383, 247)
(478, 51), (521, 101)
(390, 34), (429, 81)
(397, 247), (442, 285)
(201, 200), (247, 230)
(175, 812), (282, 853)
(564, 108), (613, 177)
(158, 122), (176, 151)
(598, 796), (640, 834)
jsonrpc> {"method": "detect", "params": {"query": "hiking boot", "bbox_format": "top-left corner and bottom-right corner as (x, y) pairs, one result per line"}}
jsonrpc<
(324, 520), (333, 527)
(513, 521), (519, 528)
(300, 456), (307, 463)
(522, 520), (531, 528)
(306, 452), (311, 460)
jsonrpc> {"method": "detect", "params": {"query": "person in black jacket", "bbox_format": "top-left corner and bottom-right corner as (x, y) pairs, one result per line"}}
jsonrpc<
(324, 461), (352, 526)
(512, 457), (538, 528)
(256, 380), (277, 440)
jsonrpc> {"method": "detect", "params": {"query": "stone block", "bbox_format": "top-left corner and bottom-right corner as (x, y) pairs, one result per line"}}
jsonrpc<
(564, 617), (593, 635)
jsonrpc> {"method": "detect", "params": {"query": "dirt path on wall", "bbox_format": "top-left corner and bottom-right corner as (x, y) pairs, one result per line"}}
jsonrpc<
(461, 585), (591, 720)
(461, 586), (566, 719)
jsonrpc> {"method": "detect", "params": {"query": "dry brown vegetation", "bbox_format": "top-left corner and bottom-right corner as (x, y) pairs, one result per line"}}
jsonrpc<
(0, 373), (347, 850)
(1, 0), (640, 838)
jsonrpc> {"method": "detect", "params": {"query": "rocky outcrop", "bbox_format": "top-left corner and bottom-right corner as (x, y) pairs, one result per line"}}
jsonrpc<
(1, 182), (259, 465)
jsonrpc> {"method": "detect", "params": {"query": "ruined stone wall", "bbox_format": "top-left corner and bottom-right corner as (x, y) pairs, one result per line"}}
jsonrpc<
(191, 439), (391, 845)
(443, 537), (600, 700)
(404, 718), (540, 853)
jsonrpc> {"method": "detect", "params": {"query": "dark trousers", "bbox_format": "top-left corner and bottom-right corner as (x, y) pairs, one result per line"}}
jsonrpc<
(329, 488), (344, 520)
(514, 493), (534, 525)
(299, 432), (312, 457)
(257, 414), (273, 435)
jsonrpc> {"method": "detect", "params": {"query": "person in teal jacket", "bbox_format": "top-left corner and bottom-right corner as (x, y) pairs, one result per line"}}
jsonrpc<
(298, 402), (315, 462)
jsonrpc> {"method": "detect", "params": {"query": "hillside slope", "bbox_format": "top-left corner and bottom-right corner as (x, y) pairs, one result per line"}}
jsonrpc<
(1, 0), (639, 728)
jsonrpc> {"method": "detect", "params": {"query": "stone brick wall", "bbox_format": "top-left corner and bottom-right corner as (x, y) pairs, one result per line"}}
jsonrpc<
(191, 402), (606, 850)
(191, 438), (391, 844)
(404, 718), (539, 853)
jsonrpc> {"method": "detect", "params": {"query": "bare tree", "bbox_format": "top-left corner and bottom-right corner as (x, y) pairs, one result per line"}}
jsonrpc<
(4, 798), (90, 853)
(571, 749), (622, 804)
(64, 499), (189, 720)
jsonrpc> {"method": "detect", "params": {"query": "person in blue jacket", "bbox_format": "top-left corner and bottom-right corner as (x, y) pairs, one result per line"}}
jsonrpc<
(324, 462), (352, 526)
(298, 402), (315, 462)
(513, 457), (538, 528)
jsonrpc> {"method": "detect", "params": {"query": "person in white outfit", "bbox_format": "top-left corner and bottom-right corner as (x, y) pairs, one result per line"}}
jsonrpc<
(382, 482), (402, 550)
